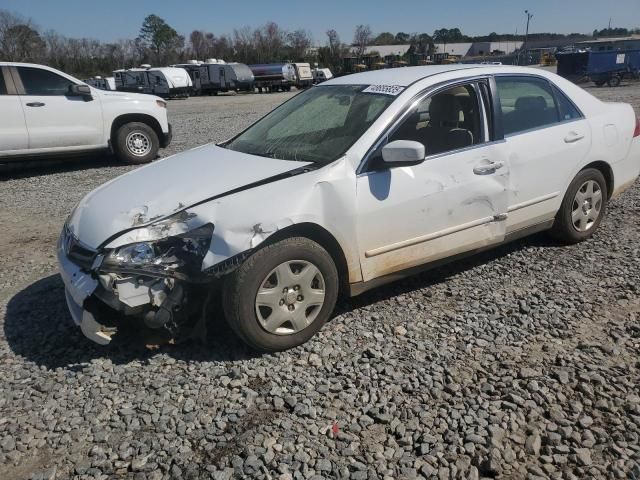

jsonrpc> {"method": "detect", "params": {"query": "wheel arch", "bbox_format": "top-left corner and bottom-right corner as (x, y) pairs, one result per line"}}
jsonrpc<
(260, 222), (351, 296)
(110, 114), (163, 147)
(581, 161), (614, 199)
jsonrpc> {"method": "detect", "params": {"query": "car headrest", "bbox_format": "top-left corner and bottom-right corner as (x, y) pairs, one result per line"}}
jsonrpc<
(515, 96), (547, 112)
(429, 94), (461, 126)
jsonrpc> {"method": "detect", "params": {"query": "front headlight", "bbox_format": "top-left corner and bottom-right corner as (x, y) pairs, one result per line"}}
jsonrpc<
(101, 223), (214, 280)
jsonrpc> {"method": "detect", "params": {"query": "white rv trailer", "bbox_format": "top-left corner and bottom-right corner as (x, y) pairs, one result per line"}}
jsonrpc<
(114, 66), (192, 99)
(292, 63), (314, 88)
(312, 68), (334, 84)
(172, 60), (204, 95)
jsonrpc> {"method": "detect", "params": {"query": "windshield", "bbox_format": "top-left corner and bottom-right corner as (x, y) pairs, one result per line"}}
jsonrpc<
(224, 85), (396, 163)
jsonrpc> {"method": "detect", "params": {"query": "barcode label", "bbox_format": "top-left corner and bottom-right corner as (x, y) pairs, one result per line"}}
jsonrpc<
(362, 85), (405, 96)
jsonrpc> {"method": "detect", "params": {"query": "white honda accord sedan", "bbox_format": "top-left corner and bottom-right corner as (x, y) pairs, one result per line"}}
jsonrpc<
(58, 65), (640, 351)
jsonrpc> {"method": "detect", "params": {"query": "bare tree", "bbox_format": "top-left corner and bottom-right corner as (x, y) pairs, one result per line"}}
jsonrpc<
(2, 24), (45, 61)
(189, 30), (207, 60)
(353, 24), (372, 57)
(256, 21), (285, 62)
(286, 29), (312, 61)
(0, 10), (45, 61)
(233, 26), (254, 63)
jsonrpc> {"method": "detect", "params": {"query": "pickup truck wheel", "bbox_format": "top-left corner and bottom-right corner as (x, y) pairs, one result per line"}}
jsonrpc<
(223, 237), (339, 352)
(114, 122), (159, 164)
(551, 168), (607, 244)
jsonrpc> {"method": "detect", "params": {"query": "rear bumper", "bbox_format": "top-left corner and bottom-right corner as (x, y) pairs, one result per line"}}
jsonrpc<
(161, 123), (172, 148)
(611, 138), (640, 198)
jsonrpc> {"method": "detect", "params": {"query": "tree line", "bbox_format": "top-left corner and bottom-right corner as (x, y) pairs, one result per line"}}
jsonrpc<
(1, 10), (636, 79)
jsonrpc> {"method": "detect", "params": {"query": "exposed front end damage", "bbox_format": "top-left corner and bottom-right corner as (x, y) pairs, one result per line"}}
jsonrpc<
(57, 145), (361, 346)
(58, 214), (219, 345)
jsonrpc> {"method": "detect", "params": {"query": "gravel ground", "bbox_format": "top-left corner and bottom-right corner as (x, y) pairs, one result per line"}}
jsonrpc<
(0, 81), (639, 480)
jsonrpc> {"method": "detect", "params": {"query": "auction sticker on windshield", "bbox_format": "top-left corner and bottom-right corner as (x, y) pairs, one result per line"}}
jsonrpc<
(362, 85), (405, 96)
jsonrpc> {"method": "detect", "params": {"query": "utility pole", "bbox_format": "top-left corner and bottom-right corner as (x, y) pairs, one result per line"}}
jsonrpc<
(523, 10), (533, 65)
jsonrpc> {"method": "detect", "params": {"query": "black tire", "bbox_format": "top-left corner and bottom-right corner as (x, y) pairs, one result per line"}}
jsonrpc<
(223, 237), (339, 352)
(607, 75), (621, 87)
(551, 168), (608, 244)
(594, 80), (606, 87)
(113, 122), (159, 164)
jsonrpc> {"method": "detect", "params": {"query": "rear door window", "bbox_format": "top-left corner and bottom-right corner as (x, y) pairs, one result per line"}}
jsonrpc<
(17, 66), (75, 96)
(495, 76), (562, 136)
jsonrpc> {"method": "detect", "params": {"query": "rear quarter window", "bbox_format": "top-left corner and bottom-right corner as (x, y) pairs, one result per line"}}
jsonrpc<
(551, 84), (583, 121)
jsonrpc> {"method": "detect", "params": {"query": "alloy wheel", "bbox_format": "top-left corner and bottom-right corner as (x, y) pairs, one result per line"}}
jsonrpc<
(571, 180), (603, 232)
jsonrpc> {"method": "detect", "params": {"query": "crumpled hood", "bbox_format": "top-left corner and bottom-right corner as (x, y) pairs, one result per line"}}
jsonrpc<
(68, 144), (311, 248)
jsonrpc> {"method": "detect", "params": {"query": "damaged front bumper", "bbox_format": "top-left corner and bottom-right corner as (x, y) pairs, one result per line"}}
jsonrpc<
(57, 238), (117, 344)
(57, 227), (211, 345)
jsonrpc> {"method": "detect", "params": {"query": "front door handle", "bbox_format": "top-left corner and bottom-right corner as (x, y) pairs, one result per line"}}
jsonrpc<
(564, 132), (585, 143)
(473, 160), (504, 175)
(26, 102), (45, 107)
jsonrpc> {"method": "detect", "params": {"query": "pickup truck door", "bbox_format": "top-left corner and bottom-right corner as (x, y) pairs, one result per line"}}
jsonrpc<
(0, 67), (29, 153)
(12, 65), (104, 150)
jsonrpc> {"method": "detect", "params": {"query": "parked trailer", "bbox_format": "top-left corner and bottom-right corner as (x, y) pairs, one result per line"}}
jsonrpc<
(556, 49), (640, 87)
(312, 68), (333, 84)
(173, 61), (203, 95)
(84, 76), (116, 91)
(248, 63), (296, 93)
(292, 62), (313, 88)
(200, 61), (255, 95)
(114, 67), (192, 99)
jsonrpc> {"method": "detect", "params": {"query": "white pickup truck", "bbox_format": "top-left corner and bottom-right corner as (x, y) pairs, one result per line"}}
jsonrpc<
(0, 62), (172, 164)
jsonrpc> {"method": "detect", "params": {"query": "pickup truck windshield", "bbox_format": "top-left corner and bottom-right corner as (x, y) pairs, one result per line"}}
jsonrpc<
(224, 85), (396, 163)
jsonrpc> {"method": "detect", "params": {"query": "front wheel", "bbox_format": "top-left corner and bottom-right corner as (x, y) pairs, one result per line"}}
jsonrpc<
(223, 237), (339, 352)
(113, 122), (159, 164)
(551, 168), (607, 244)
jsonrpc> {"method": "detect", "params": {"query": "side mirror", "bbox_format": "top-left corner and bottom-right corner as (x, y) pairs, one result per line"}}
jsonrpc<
(69, 84), (92, 98)
(381, 140), (426, 165)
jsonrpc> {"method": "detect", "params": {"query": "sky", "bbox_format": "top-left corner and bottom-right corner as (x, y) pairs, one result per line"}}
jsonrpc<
(2, 0), (639, 45)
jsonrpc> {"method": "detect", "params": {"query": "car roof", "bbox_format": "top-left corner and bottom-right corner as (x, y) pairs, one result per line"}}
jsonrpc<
(323, 65), (485, 87)
(322, 64), (561, 87)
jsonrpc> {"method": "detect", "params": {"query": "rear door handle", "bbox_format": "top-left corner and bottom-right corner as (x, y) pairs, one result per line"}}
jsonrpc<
(26, 102), (45, 107)
(564, 132), (584, 143)
(473, 160), (504, 175)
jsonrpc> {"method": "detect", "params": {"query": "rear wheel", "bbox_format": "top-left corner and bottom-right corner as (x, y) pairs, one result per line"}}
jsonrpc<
(551, 168), (607, 243)
(113, 122), (159, 164)
(607, 75), (621, 87)
(223, 237), (339, 352)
